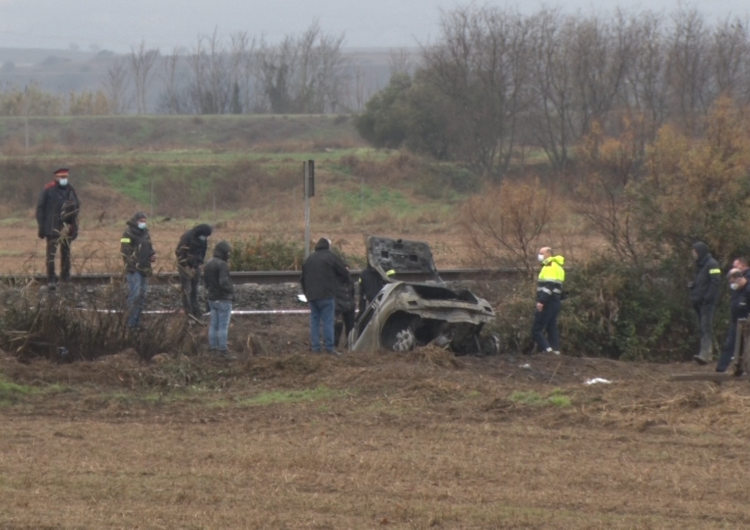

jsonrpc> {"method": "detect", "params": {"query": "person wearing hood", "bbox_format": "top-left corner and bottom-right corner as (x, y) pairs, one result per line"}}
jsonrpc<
(716, 269), (750, 373)
(120, 212), (156, 328)
(300, 237), (349, 355)
(690, 242), (722, 364)
(203, 241), (236, 360)
(532, 247), (565, 355)
(36, 167), (80, 289)
(175, 224), (213, 319)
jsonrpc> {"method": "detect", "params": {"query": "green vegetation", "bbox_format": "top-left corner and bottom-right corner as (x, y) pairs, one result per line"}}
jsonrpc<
(510, 389), (571, 408)
(238, 386), (345, 406)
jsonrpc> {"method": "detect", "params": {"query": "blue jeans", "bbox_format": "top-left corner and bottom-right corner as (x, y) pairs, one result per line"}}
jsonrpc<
(309, 297), (335, 351)
(209, 300), (232, 351)
(717, 320), (739, 372)
(126, 272), (149, 328)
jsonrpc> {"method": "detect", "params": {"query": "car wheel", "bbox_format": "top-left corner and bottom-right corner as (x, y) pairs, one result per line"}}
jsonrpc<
(482, 333), (501, 356)
(392, 327), (416, 352)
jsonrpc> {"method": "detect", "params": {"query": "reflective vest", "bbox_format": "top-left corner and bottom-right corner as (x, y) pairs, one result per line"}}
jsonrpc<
(537, 256), (565, 303)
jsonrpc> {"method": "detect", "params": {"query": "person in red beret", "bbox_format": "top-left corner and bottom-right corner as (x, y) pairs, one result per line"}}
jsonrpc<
(36, 168), (80, 289)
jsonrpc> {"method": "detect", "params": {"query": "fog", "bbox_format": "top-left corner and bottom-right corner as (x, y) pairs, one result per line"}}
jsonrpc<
(0, 0), (746, 52)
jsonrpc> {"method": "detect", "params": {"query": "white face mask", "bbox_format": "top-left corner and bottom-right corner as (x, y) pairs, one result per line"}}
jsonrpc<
(538, 254), (546, 263)
(731, 283), (739, 291)
(198, 235), (207, 242)
(58, 178), (68, 186)
(137, 221), (147, 230)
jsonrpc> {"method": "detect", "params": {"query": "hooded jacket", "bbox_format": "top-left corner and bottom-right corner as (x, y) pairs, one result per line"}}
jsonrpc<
(300, 238), (349, 302)
(176, 224), (212, 271)
(36, 180), (80, 239)
(358, 264), (388, 314)
(336, 271), (356, 315)
(537, 255), (565, 304)
(203, 241), (234, 301)
(690, 242), (721, 306)
(120, 212), (155, 276)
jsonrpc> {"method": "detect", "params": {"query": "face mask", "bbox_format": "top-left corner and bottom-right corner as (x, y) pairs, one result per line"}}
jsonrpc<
(731, 283), (739, 291)
(538, 254), (545, 263)
(198, 235), (207, 242)
(137, 222), (147, 230)
(58, 178), (68, 186)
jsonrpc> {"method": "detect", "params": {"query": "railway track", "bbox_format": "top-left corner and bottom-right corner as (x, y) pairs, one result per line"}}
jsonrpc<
(1, 268), (524, 287)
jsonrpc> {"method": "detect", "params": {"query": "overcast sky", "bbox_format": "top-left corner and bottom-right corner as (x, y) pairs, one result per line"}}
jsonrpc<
(0, 0), (748, 52)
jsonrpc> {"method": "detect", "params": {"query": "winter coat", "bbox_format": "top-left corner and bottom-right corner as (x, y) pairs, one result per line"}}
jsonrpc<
(336, 273), (356, 315)
(729, 281), (750, 323)
(537, 255), (565, 304)
(176, 224), (212, 272)
(36, 181), (80, 239)
(300, 238), (349, 302)
(358, 265), (387, 314)
(690, 242), (721, 306)
(203, 241), (234, 301)
(120, 212), (155, 276)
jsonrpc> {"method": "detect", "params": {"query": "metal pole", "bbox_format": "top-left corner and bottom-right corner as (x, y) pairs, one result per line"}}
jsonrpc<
(304, 161), (311, 259)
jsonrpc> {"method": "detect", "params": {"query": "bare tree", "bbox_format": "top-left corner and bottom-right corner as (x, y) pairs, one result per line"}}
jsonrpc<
(158, 47), (188, 114)
(421, 6), (534, 179)
(710, 17), (750, 104)
(102, 57), (131, 115)
(128, 41), (160, 114)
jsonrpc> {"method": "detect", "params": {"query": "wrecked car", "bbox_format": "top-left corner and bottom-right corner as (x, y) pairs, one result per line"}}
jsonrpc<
(348, 236), (499, 355)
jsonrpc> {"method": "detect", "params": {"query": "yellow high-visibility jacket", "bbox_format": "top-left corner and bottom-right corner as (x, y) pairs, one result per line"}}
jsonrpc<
(537, 255), (565, 303)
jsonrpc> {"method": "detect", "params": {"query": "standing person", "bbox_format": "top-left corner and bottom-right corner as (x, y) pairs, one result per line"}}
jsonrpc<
(120, 212), (155, 329)
(716, 269), (750, 373)
(175, 224), (213, 318)
(732, 257), (750, 282)
(358, 264), (395, 314)
(36, 168), (80, 289)
(203, 241), (236, 360)
(690, 242), (722, 365)
(300, 238), (349, 355)
(334, 267), (356, 348)
(532, 247), (565, 355)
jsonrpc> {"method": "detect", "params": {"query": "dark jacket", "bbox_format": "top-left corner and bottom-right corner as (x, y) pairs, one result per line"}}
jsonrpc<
(120, 212), (155, 276)
(203, 241), (234, 301)
(176, 224), (212, 271)
(300, 238), (349, 302)
(690, 242), (721, 306)
(36, 181), (80, 239)
(730, 281), (750, 322)
(358, 265), (387, 314)
(336, 272), (356, 315)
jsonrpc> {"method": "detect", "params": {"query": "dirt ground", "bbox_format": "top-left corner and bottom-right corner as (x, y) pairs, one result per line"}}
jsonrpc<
(2, 314), (750, 529)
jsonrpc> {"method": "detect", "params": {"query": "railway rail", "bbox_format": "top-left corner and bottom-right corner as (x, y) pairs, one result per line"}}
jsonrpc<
(0, 268), (524, 287)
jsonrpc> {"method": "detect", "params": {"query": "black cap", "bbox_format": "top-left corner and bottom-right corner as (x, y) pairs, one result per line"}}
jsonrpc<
(54, 168), (69, 177)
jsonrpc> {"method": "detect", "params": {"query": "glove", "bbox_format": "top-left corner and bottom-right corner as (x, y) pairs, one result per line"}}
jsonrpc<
(38, 229), (44, 239)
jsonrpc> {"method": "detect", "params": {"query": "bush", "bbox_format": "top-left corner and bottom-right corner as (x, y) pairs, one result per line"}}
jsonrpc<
(0, 281), (188, 361)
(230, 236), (307, 271)
(492, 257), (719, 361)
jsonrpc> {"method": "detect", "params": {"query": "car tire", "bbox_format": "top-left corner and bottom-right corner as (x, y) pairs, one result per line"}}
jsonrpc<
(392, 327), (417, 352)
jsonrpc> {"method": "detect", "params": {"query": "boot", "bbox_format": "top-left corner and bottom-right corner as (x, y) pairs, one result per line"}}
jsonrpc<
(693, 348), (712, 365)
(217, 350), (237, 361)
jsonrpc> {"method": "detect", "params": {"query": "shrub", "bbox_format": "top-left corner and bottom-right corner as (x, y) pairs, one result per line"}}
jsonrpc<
(0, 281), (188, 361)
(230, 236), (307, 271)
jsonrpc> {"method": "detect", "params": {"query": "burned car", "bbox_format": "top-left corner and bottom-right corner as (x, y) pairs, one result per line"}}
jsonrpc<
(348, 236), (499, 355)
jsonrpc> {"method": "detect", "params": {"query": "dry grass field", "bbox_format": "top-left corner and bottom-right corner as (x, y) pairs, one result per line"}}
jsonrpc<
(1, 315), (749, 529)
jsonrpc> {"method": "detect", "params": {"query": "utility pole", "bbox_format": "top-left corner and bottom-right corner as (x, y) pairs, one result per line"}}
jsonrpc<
(303, 160), (315, 259)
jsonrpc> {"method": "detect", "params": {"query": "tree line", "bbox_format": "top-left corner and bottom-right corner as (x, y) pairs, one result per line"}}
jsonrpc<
(357, 7), (750, 179)
(0, 22), (361, 118)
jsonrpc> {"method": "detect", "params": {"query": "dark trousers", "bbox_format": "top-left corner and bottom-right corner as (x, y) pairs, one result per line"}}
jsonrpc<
(693, 303), (716, 359)
(179, 267), (202, 317)
(334, 310), (356, 348)
(532, 299), (561, 352)
(45, 236), (71, 282)
(717, 320), (739, 372)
